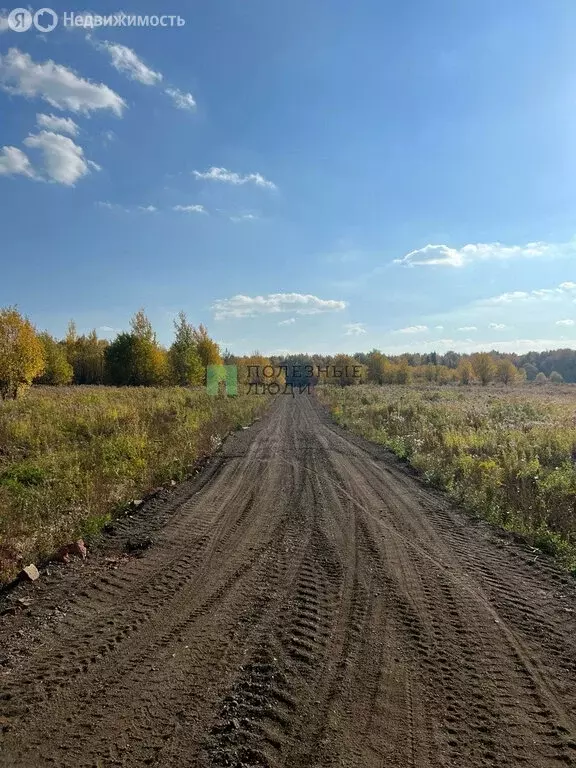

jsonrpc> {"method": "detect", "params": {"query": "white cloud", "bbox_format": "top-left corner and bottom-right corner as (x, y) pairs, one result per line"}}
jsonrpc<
(230, 213), (258, 222)
(97, 41), (162, 85)
(91, 40), (195, 110)
(0, 146), (35, 178)
(37, 113), (79, 136)
(165, 87), (196, 110)
(24, 131), (99, 185)
(434, 325), (444, 330)
(482, 282), (576, 305)
(378, 338), (576, 355)
(458, 326), (478, 331)
(0, 48), (125, 114)
(555, 319), (575, 327)
(0, 10), (11, 32)
(97, 201), (157, 213)
(173, 204), (206, 214)
(96, 200), (125, 210)
(397, 325), (428, 334)
(213, 293), (347, 320)
(489, 323), (506, 330)
(279, 318), (296, 326)
(395, 240), (560, 268)
(344, 323), (367, 336)
(193, 166), (276, 190)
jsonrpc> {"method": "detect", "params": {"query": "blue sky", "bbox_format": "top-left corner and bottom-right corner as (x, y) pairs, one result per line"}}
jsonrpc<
(1, 0), (575, 356)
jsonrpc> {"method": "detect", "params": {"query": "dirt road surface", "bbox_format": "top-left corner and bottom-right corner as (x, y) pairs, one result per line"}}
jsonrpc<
(1, 395), (575, 767)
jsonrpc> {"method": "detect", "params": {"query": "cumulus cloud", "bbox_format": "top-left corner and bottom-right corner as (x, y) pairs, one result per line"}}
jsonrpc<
(489, 323), (506, 330)
(165, 87), (196, 110)
(397, 325), (428, 334)
(37, 113), (79, 136)
(213, 293), (347, 320)
(482, 282), (576, 305)
(0, 48), (125, 114)
(395, 240), (559, 268)
(279, 318), (296, 326)
(138, 205), (157, 213)
(97, 41), (162, 85)
(458, 326), (477, 331)
(344, 323), (367, 336)
(24, 131), (99, 185)
(193, 167), (276, 190)
(173, 204), (206, 214)
(0, 146), (36, 178)
(555, 319), (575, 327)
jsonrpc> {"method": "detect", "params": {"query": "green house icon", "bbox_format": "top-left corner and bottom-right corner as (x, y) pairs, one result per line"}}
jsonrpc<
(207, 365), (238, 396)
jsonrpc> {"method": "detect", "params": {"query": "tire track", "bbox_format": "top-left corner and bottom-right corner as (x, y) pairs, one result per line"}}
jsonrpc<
(1, 394), (575, 767)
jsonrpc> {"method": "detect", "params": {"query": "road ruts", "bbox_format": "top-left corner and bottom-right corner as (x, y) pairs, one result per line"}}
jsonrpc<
(1, 394), (575, 767)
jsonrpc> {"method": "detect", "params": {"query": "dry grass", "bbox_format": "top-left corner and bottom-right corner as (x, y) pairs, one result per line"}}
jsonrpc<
(319, 383), (576, 571)
(0, 386), (268, 581)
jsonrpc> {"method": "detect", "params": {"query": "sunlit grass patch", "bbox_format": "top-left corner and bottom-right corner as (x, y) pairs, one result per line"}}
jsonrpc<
(0, 386), (268, 581)
(319, 384), (576, 572)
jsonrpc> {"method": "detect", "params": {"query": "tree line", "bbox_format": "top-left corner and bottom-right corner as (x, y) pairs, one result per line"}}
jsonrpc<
(269, 350), (573, 386)
(0, 307), (222, 399)
(1, 305), (574, 400)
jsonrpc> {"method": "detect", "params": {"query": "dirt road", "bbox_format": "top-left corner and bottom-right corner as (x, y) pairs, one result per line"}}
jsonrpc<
(1, 394), (575, 767)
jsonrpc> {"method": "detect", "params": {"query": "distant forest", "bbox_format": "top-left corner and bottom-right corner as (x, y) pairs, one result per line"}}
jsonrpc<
(266, 349), (576, 385)
(1, 305), (575, 401)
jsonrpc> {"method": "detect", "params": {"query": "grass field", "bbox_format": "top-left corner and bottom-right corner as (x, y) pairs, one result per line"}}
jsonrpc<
(0, 386), (268, 581)
(319, 383), (576, 571)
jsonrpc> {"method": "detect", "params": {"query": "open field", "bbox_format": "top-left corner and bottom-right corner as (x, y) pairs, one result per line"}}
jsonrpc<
(0, 386), (268, 581)
(0, 394), (575, 767)
(319, 383), (576, 570)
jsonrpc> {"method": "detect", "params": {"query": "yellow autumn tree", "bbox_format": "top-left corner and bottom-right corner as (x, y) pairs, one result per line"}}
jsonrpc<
(0, 307), (46, 399)
(495, 358), (519, 386)
(471, 352), (496, 386)
(192, 324), (222, 383)
(457, 358), (475, 385)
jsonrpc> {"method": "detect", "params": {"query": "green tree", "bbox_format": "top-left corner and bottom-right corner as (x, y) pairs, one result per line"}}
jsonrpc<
(395, 358), (412, 384)
(169, 311), (203, 386)
(35, 332), (73, 385)
(0, 307), (46, 399)
(522, 362), (539, 381)
(75, 330), (108, 384)
(131, 308), (156, 342)
(64, 319), (77, 370)
(366, 350), (388, 384)
(550, 371), (564, 384)
(535, 372), (548, 385)
(105, 311), (167, 386)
